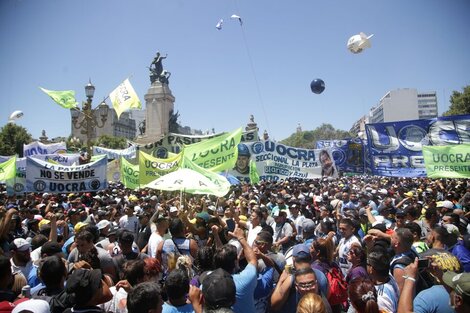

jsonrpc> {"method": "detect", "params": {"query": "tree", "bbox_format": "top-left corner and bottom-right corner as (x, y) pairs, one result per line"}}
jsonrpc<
(169, 109), (182, 133)
(443, 85), (470, 116)
(0, 123), (33, 157)
(281, 123), (352, 148)
(95, 135), (127, 149)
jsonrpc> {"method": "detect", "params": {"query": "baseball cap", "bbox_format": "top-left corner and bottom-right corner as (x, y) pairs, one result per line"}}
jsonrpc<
(202, 268), (236, 309)
(12, 299), (50, 313)
(314, 196), (323, 203)
(404, 191), (414, 198)
(196, 211), (210, 222)
(74, 222), (88, 233)
(292, 244), (310, 258)
(169, 206), (178, 213)
(150, 195), (158, 201)
(216, 207), (225, 216)
(96, 220), (110, 230)
(302, 219), (315, 233)
(442, 200), (454, 209)
(65, 269), (103, 304)
(395, 209), (406, 217)
(41, 241), (62, 256)
(442, 272), (470, 297)
(10, 238), (31, 252)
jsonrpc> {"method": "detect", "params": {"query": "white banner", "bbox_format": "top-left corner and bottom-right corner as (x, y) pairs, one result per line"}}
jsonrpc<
(26, 156), (108, 193)
(229, 141), (337, 182)
(23, 141), (67, 157)
(32, 153), (80, 166)
(93, 145), (137, 160)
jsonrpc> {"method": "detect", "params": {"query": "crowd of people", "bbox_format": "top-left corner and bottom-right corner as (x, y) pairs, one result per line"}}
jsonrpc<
(1, 176), (470, 313)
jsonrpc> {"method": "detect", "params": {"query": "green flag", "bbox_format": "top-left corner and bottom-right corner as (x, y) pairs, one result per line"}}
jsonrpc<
(40, 87), (78, 109)
(109, 79), (142, 119)
(139, 151), (182, 185)
(184, 128), (242, 172)
(249, 159), (260, 184)
(423, 144), (470, 178)
(121, 157), (140, 189)
(0, 156), (17, 182)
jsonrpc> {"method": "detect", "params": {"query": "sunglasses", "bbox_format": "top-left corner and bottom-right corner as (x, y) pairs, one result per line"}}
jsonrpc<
(254, 240), (267, 245)
(295, 280), (317, 289)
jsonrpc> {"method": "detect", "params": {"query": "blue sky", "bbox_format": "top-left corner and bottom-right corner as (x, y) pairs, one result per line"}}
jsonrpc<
(1, 0), (469, 141)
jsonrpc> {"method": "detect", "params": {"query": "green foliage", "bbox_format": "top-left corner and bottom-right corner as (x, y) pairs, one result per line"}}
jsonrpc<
(443, 85), (470, 116)
(280, 123), (352, 148)
(0, 123), (33, 157)
(95, 135), (127, 149)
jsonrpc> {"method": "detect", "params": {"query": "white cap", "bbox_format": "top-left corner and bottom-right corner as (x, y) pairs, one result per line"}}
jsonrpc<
(442, 200), (454, 209)
(13, 299), (50, 313)
(315, 196), (323, 202)
(12, 238), (31, 252)
(96, 219), (110, 230)
(170, 206), (178, 213)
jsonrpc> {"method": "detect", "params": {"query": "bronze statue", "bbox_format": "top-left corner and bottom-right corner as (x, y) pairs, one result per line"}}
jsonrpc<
(149, 51), (170, 84)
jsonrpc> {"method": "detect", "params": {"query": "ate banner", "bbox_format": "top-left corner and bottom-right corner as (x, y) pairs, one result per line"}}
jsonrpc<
(316, 139), (365, 174)
(365, 114), (470, 177)
(26, 156), (108, 193)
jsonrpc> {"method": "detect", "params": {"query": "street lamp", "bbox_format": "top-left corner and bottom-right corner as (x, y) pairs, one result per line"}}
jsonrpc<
(71, 80), (109, 160)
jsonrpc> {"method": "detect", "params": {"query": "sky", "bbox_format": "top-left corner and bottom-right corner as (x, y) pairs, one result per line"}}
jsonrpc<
(1, 0), (469, 142)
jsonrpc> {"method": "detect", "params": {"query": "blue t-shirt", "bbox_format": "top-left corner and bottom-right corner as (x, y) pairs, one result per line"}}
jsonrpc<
(413, 285), (454, 313)
(162, 302), (194, 313)
(452, 240), (470, 272)
(232, 263), (257, 313)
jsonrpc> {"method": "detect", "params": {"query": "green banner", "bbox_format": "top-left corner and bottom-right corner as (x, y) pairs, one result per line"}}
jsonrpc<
(183, 128), (242, 172)
(109, 79), (142, 119)
(40, 87), (77, 109)
(139, 151), (182, 185)
(423, 144), (470, 178)
(121, 157), (140, 189)
(0, 156), (17, 182)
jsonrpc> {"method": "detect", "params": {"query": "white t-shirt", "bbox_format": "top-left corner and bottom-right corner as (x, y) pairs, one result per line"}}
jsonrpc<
(119, 215), (139, 235)
(337, 235), (360, 276)
(247, 223), (262, 247)
(147, 232), (164, 258)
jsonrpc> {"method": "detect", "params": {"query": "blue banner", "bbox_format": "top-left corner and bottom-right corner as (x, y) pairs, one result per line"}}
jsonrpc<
(365, 114), (470, 177)
(316, 139), (365, 174)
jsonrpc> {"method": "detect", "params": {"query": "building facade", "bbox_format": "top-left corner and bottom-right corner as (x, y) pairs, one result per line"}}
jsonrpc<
(368, 88), (438, 124)
(70, 105), (137, 143)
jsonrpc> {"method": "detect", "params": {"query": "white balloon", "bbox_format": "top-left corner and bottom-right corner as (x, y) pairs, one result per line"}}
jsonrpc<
(347, 32), (374, 54)
(216, 19), (223, 30)
(8, 110), (24, 123)
(230, 14), (242, 25)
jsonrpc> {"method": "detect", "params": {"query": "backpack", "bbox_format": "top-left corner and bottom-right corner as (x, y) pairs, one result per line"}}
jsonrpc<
(326, 266), (348, 306)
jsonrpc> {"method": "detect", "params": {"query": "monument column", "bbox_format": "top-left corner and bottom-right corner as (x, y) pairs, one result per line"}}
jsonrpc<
(144, 81), (175, 140)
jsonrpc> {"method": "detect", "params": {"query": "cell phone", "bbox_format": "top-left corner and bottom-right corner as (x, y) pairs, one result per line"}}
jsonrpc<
(418, 258), (430, 269)
(226, 219), (235, 232)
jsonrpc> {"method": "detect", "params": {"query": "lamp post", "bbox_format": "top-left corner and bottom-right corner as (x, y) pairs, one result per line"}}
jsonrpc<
(71, 80), (109, 161)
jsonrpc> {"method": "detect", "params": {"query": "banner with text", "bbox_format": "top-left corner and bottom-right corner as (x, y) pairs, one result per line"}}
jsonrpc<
(121, 157), (140, 189)
(316, 139), (365, 174)
(24, 141), (67, 157)
(26, 156), (108, 193)
(138, 151), (182, 185)
(32, 153), (80, 166)
(132, 129), (257, 158)
(93, 145), (137, 160)
(183, 128), (242, 172)
(423, 144), (470, 178)
(228, 141), (337, 182)
(365, 114), (470, 177)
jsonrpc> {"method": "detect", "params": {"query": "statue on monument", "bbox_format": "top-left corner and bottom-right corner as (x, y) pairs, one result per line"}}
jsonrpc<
(138, 120), (146, 136)
(149, 51), (171, 84)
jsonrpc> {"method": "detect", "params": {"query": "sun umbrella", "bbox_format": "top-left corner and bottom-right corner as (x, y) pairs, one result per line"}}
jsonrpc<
(145, 168), (231, 197)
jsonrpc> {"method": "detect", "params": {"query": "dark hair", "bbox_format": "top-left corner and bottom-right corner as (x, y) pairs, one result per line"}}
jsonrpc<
(405, 206), (419, 219)
(339, 218), (355, 228)
(0, 255), (11, 281)
(261, 225), (274, 236)
(123, 260), (146, 286)
(76, 230), (94, 243)
(348, 278), (379, 313)
(312, 238), (333, 263)
(395, 228), (413, 249)
(165, 269), (190, 300)
(214, 244), (238, 273)
(169, 218), (184, 236)
(39, 255), (66, 287)
(195, 246), (214, 274)
(424, 207), (437, 220)
(257, 231), (273, 245)
(367, 250), (390, 277)
(433, 226), (457, 247)
(31, 234), (48, 251)
(404, 222), (423, 239)
(294, 266), (316, 280)
(127, 282), (162, 313)
(79, 247), (101, 270)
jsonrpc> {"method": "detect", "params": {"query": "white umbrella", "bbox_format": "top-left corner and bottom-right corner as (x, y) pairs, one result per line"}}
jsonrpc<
(145, 168), (231, 197)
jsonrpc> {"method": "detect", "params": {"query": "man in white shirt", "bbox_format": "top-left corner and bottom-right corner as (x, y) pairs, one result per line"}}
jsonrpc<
(337, 218), (361, 277)
(147, 217), (169, 258)
(119, 204), (139, 236)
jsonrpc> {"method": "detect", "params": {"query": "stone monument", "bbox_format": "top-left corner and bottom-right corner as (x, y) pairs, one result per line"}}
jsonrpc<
(137, 51), (175, 143)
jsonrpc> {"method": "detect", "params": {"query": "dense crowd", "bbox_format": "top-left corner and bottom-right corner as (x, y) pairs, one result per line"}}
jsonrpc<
(1, 176), (470, 313)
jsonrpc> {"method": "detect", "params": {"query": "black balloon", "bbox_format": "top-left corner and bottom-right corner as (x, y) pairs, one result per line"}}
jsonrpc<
(310, 79), (325, 94)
